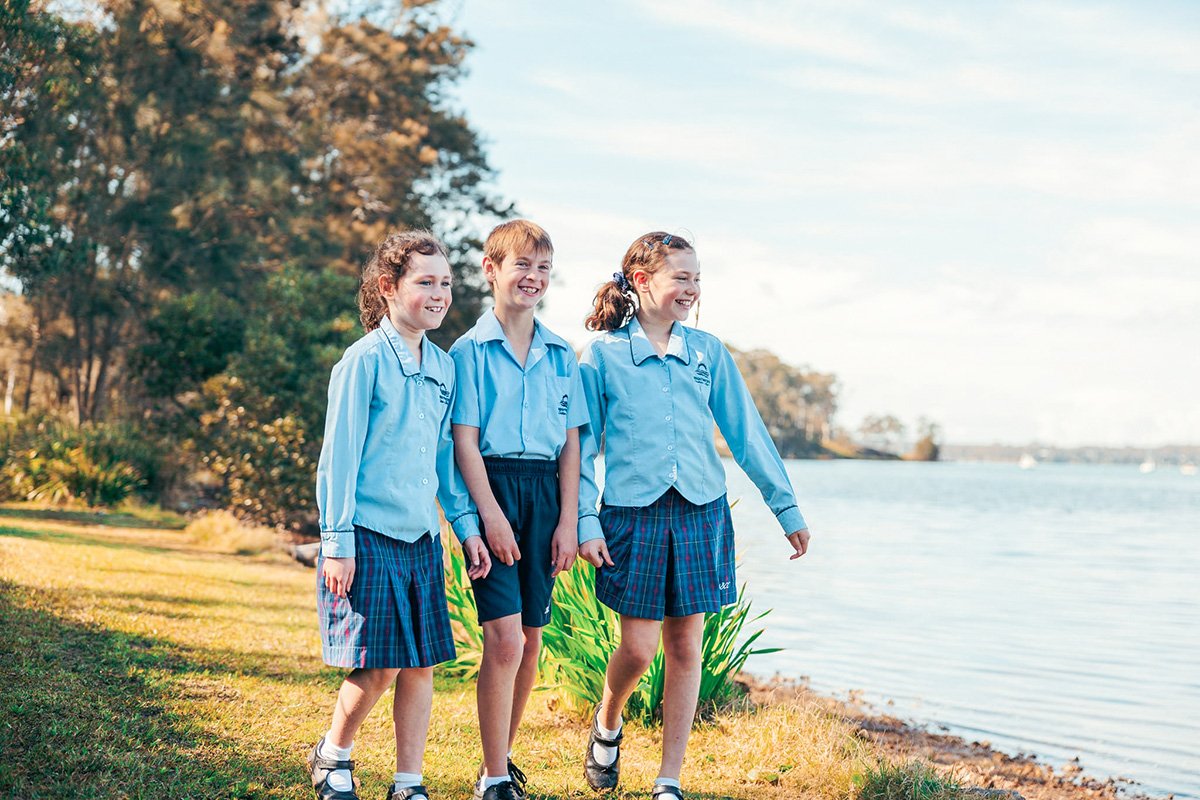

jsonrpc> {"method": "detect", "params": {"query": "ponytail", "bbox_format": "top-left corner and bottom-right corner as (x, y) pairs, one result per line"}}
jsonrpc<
(585, 279), (636, 332)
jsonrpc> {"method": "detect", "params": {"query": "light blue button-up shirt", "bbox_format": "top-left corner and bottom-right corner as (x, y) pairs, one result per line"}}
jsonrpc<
(449, 310), (590, 460)
(578, 317), (806, 543)
(315, 315), (481, 557)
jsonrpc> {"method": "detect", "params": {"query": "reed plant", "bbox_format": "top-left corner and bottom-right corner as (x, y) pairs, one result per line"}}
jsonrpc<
(442, 535), (780, 724)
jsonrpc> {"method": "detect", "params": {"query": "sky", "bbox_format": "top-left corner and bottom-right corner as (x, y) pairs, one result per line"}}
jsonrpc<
(445, 1), (1200, 447)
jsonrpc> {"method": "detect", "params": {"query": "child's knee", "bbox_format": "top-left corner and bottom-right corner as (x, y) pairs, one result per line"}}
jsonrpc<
(483, 616), (524, 665)
(618, 637), (659, 672)
(353, 667), (400, 691)
(661, 626), (702, 664)
(521, 626), (543, 659)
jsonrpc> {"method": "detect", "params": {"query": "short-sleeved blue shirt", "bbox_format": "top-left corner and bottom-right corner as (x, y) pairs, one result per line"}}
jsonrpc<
(449, 310), (589, 460)
(315, 315), (481, 557)
(577, 317), (806, 543)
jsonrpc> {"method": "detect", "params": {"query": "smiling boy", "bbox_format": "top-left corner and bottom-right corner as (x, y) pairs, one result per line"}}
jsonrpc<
(448, 220), (591, 800)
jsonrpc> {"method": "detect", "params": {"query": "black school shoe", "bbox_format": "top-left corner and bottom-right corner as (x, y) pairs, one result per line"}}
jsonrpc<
(472, 780), (523, 800)
(583, 706), (623, 791)
(652, 783), (685, 799)
(476, 759), (527, 796)
(306, 737), (360, 800)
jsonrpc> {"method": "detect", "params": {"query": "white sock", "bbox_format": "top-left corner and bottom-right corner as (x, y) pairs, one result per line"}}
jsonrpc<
(655, 776), (682, 788)
(592, 716), (622, 767)
(480, 774), (508, 789)
(393, 772), (424, 797)
(319, 733), (353, 793)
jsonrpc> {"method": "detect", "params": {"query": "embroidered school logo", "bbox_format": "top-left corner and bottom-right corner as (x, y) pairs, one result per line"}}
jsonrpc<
(438, 386), (452, 405)
(558, 394), (569, 416)
(693, 362), (711, 386)
(718, 581), (730, 590)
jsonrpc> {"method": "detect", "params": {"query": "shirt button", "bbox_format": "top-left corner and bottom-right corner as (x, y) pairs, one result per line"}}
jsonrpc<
(665, 415), (672, 422)
(667, 444), (675, 451)
(420, 446), (427, 453)
(418, 412), (425, 419)
(661, 386), (669, 392)
(421, 478), (429, 485)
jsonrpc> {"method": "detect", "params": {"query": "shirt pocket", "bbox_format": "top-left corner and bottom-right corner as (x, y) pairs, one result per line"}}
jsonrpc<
(546, 374), (571, 418)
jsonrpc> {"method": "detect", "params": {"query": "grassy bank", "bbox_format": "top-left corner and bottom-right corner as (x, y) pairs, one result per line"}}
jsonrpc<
(1, 508), (963, 800)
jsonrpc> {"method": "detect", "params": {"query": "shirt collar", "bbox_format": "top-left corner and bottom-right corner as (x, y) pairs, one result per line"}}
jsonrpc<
(628, 316), (691, 366)
(473, 309), (571, 369)
(379, 315), (447, 385)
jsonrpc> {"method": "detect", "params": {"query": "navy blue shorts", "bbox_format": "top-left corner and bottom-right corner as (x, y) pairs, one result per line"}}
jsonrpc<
(470, 457), (560, 628)
(596, 489), (736, 620)
(316, 526), (455, 669)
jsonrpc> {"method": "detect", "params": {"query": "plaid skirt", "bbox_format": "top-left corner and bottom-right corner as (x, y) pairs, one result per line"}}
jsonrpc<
(316, 526), (455, 669)
(596, 488), (736, 620)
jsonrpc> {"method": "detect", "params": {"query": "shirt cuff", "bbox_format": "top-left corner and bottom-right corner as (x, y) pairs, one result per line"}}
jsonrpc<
(776, 506), (807, 535)
(320, 530), (356, 558)
(449, 512), (482, 543)
(577, 514), (604, 544)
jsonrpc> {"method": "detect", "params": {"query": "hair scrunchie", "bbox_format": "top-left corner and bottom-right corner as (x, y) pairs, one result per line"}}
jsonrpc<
(612, 272), (632, 293)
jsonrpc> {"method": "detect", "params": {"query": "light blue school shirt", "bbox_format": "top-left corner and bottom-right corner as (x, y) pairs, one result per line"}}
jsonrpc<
(449, 310), (590, 460)
(577, 317), (807, 544)
(315, 315), (481, 558)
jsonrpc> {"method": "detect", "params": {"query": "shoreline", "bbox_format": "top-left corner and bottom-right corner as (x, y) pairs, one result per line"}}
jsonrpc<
(741, 675), (1172, 800)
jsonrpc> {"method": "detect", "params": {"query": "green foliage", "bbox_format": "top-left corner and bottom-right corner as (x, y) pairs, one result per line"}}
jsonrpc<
(443, 538), (780, 725)
(0, 415), (167, 506)
(130, 291), (247, 399)
(853, 760), (964, 800)
(729, 347), (839, 458)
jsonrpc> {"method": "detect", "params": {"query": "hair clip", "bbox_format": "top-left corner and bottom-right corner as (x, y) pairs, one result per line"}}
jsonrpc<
(662, 234), (673, 246)
(612, 271), (632, 292)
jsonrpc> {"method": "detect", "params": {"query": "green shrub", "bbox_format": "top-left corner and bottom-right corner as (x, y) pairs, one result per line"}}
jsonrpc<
(442, 535), (780, 725)
(0, 415), (163, 506)
(185, 509), (278, 555)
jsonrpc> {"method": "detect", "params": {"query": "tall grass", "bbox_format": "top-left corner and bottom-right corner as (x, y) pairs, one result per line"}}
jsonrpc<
(442, 536), (780, 724)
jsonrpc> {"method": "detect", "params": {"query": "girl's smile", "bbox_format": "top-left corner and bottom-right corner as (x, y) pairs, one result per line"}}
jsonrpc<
(382, 252), (454, 341)
(636, 250), (700, 325)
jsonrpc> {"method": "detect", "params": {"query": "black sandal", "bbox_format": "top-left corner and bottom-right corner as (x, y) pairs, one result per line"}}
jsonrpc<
(583, 706), (623, 791)
(387, 785), (430, 800)
(652, 784), (685, 799)
(306, 737), (359, 800)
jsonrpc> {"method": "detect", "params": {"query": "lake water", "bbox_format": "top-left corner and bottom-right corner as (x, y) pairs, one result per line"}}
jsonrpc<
(724, 459), (1200, 799)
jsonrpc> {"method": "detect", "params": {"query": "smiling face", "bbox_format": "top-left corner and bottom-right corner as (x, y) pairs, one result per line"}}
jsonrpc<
(633, 249), (700, 325)
(380, 251), (453, 336)
(484, 246), (553, 314)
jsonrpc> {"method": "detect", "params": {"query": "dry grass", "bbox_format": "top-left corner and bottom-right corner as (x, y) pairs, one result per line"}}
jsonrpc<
(185, 508), (280, 555)
(0, 507), (958, 800)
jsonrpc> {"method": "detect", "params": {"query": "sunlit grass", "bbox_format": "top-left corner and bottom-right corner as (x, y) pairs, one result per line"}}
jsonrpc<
(0, 506), (967, 799)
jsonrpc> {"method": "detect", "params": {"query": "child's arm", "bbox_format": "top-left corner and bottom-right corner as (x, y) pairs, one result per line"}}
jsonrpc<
(452, 423), (520, 566)
(708, 343), (811, 557)
(551, 427), (581, 576)
(436, 371), (489, 579)
(577, 345), (613, 568)
(314, 352), (375, 594)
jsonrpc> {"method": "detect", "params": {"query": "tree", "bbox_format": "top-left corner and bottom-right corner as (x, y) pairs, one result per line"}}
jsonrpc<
(857, 414), (906, 454)
(728, 346), (839, 458)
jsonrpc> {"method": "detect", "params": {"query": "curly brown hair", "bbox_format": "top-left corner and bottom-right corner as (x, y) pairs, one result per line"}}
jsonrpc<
(357, 230), (449, 332)
(584, 231), (694, 332)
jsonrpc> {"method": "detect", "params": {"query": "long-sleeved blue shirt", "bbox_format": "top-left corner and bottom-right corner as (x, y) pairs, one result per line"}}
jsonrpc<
(578, 316), (806, 543)
(315, 315), (481, 557)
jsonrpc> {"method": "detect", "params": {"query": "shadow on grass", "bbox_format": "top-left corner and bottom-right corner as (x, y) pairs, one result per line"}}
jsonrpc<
(0, 504), (187, 529)
(0, 583), (314, 799)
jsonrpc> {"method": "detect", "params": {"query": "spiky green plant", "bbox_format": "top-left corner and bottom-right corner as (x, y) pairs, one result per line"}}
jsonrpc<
(442, 534), (780, 724)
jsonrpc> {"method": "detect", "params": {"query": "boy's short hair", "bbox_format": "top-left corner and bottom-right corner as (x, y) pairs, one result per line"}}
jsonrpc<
(484, 219), (554, 265)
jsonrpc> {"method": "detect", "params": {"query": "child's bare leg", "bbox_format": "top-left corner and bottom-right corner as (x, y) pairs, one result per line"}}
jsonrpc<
(478, 613), (524, 777)
(658, 613), (704, 781)
(391, 666), (434, 773)
(329, 667), (400, 747)
(599, 615), (662, 729)
(507, 625), (543, 749)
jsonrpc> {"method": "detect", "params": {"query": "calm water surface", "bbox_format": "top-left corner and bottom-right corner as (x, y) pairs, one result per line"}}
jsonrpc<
(724, 459), (1200, 799)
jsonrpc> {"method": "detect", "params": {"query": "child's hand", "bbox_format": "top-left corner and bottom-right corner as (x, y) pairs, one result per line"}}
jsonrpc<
(322, 556), (356, 597)
(483, 512), (521, 565)
(579, 538), (614, 568)
(550, 523), (578, 576)
(463, 535), (492, 580)
(787, 529), (811, 560)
